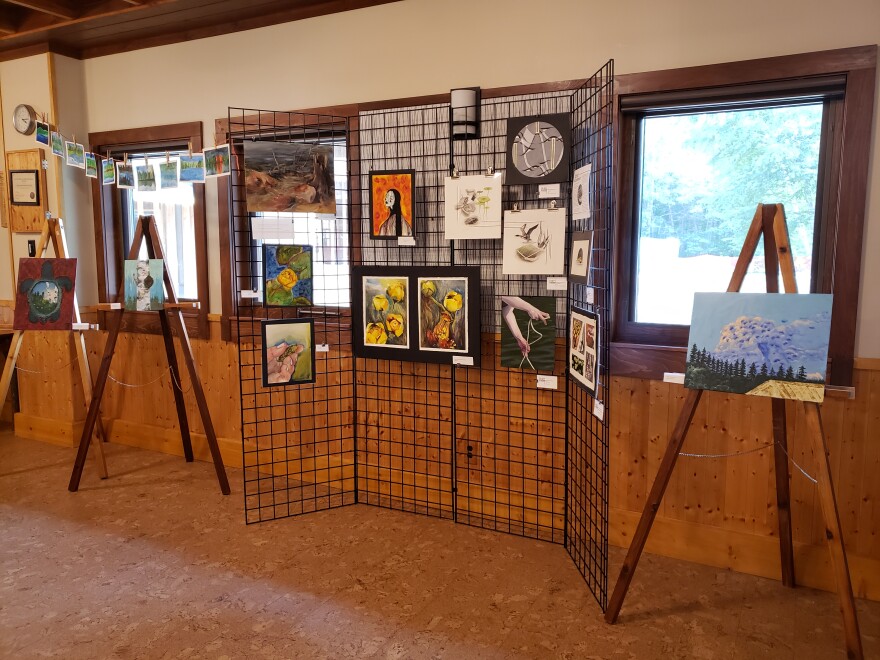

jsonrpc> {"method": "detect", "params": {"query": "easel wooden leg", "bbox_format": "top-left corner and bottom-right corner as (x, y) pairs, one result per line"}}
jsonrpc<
(157, 310), (194, 462)
(0, 331), (24, 413)
(802, 402), (863, 659)
(771, 398), (795, 587)
(605, 388), (703, 623)
(72, 332), (108, 479)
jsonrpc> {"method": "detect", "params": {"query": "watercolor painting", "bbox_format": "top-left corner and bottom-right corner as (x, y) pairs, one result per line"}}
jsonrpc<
(684, 292), (833, 403)
(500, 295), (556, 371)
(569, 306), (598, 393)
(572, 163), (592, 221)
(35, 121), (49, 145)
(569, 231), (593, 283)
(369, 170), (414, 239)
(85, 153), (98, 179)
(14, 258), (77, 331)
(117, 163), (135, 189)
(102, 158), (115, 185)
(261, 319), (315, 387)
(179, 154), (206, 183)
(65, 141), (85, 169)
(136, 164), (156, 192)
(244, 140), (335, 214)
(50, 132), (64, 158)
(263, 244), (313, 307)
(443, 173), (502, 240)
(505, 114), (571, 186)
(159, 161), (179, 188)
(124, 259), (164, 311)
(501, 208), (566, 275)
(418, 277), (468, 353)
(359, 274), (409, 349)
(204, 144), (231, 177)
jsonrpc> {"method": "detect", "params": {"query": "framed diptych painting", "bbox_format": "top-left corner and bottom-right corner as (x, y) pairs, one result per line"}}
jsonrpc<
(369, 170), (415, 239)
(261, 318), (316, 387)
(14, 258), (77, 331)
(501, 208), (566, 275)
(443, 173), (502, 240)
(569, 306), (598, 394)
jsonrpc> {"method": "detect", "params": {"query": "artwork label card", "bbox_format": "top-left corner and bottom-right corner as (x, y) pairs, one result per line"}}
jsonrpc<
(14, 258), (77, 330)
(501, 208), (566, 275)
(444, 174), (502, 240)
(369, 170), (414, 239)
(572, 163), (592, 220)
(261, 319), (315, 387)
(500, 295), (556, 372)
(244, 140), (335, 214)
(124, 259), (164, 311)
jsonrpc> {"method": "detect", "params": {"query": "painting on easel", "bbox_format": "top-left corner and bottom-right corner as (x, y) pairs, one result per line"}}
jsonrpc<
(14, 258), (77, 330)
(684, 292), (833, 403)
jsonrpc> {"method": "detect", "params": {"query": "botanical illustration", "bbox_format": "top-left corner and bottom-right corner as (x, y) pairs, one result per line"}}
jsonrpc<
(159, 161), (179, 189)
(572, 163), (592, 221)
(204, 144), (231, 177)
(418, 277), (468, 353)
(500, 295), (555, 371)
(362, 276), (408, 348)
(443, 174), (502, 240)
(124, 259), (164, 311)
(102, 158), (115, 185)
(263, 244), (313, 307)
(179, 154), (206, 182)
(50, 132), (64, 158)
(569, 231), (592, 283)
(14, 258), (77, 331)
(65, 141), (85, 169)
(684, 292), (833, 402)
(136, 164), (156, 192)
(501, 208), (566, 275)
(505, 114), (571, 186)
(244, 140), (335, 214)
(85, 153), (98, 179)
(569, 307), (598, 393)
(370, 170), (414, 239)
(262, 319), (315, 387)
(117, 163), (135, 189)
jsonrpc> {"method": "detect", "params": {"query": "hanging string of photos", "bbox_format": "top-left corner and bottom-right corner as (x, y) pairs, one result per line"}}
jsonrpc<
(31, 115), (232, 190)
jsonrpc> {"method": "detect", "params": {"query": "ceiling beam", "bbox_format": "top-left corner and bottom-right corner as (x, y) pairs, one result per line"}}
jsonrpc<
(2, 0), (78, 20)
(0, 9), (18, 34)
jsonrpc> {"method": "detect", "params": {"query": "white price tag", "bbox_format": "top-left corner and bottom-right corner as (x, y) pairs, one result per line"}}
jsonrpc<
(240, 290), (260, 299)
(538, 183), (560, 198)
(536, 375), (558, 390)
(593, 399), (605, 421)
(316, 344), (330, 353)
(107, 302), (122, 310)
(585, 287), (595, 305)
(546, 276), (567, 291)
(72, 322), (91, 331)
(398, 236), (416, 246)
(452, 355), (474, 366)
(663, 372), (685, 384)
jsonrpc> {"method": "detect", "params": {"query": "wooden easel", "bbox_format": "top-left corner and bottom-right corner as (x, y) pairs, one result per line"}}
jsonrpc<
(605, 204), (863, 658)
(68, 215), (230, 495)
(0, 217), (108, 478)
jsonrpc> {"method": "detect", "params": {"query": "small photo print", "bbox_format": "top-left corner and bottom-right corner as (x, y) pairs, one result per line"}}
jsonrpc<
(117, 163), (135, 189)
(65, 141), (85, 168)
(85, 153), (98, 179)
(50, 132), (64, 157)
(35, 121), (50, 145)
(136, 164), (156, 192)
(102, 158), (115, 185)
(179, 154), (206, 183)
(159, 161), (179, 189)
(572, 163), (592, 221)
(204, 144), (231, 177)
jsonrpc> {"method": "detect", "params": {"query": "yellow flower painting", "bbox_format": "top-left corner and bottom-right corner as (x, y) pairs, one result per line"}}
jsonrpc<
(418, 277), (468, 353)
(361, 275), (408, 349)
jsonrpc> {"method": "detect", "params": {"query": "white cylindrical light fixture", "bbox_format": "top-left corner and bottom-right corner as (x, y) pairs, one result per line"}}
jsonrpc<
(450, 87), (481, 140)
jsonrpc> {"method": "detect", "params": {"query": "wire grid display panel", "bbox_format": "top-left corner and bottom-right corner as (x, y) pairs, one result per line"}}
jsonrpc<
(351, 104), (456, 519)
(565, 61), (614, 609)
(229, 108), (356, 524)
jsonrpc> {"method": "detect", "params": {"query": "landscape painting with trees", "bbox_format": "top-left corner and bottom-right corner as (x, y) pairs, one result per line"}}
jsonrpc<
(684, 292), (833, 403)
(244, 140), (335, 214)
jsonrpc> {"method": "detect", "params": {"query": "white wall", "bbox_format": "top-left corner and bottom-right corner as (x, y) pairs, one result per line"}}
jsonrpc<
(5, 0), (880, 353)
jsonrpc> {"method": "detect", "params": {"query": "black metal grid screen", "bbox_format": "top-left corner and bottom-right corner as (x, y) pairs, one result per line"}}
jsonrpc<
(229, 109), (356, 524)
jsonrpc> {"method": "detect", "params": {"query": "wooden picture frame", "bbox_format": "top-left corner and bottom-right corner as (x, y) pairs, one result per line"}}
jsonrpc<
(261, 318), (316, 387)
(9, 169), (40, 206)
(369, 169), (415, 240)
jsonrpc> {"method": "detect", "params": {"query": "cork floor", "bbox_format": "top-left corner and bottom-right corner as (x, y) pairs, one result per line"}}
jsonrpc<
(1, 431), (878, 659)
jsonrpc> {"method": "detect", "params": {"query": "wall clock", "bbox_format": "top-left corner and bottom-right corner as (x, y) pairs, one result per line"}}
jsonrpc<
(504, 113), (571, 186)
(12, 103), (37, 136)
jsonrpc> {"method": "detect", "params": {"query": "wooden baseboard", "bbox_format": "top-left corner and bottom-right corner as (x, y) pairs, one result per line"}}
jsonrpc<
(610, 506), (880, 601)
(14, 413), (83, 447)
(105, 418), (243, 468)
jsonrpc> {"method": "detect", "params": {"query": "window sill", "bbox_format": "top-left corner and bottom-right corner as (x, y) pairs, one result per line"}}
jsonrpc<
(610, 342), (686, 380)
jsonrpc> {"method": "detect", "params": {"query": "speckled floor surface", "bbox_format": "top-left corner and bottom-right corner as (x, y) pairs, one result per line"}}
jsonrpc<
(1, 431), (877, 659)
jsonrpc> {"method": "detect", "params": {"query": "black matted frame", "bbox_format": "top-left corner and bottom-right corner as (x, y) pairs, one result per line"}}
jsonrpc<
(260, 317), (317, 387)
(9, 169), (40, 206)
(505, 113), (573, 186)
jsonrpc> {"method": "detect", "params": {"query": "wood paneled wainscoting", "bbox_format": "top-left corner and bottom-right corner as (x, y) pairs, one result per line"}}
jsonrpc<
(7, 318), (879, 600)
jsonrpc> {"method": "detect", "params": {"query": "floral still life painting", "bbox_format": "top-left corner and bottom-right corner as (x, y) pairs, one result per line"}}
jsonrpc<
(500, 295), (556, 372)
(361, 275), (409, 349)
(684, 292), (833, 403)
(418, 277), (468, 353)
(501, 208), (566, 275)
(443, 174), (502, 240)
(262, 244), (313, 307)
(14, 258), (77, 330)
(261, 318), (315, 387)
(244, 140), (335, 214)
(124, 259), (164, 311)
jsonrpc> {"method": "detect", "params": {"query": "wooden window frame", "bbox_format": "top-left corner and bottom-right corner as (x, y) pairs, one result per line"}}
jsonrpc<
(612, 45), (877, 385)
(89, 121), (209, 339)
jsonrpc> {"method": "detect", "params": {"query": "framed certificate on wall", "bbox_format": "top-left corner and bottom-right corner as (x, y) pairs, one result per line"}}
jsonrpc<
(9, 169), (40, 206)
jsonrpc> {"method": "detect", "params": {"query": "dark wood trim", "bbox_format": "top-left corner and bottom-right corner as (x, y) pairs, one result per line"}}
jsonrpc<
(88, 120), (209, 338)
(613, 45), (877, 385)
(610, 343), (686, 380)
(0, 38), (76, 61)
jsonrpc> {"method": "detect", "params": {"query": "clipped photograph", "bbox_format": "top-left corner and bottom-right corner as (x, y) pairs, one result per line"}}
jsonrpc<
(102, 158), (116, 185)
(136, 164), (157, 191)
(35, 121), (49, 145)
(179, 154), (206, 183)
(204, 144), (231, 177)
(85, 153), (98, 179)
(117, 163), (135, 189)
(65, 141), (85, 168)
(159, 161), (179, 189)
(50, 131), (64, 157)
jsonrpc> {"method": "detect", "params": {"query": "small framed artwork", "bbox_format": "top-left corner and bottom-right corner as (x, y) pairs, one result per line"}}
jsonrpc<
(444, 173), (503, 240)
(204, 144), (231, 177)
(569, 231), (592, 284)
(500, 295), (556, 372)
(571, 163), (592, 221)
(261, 318), (316, 387)
(179, 154), (206, 183)
(263, 244), (313, 307)
(501, 207), (566, 275)
(102, 158), (116, 185)
(369, 169), (415, 239)
(117, 163), (135, 189)
(505, 113), (571, 186)
(569, 306), (598, 394)
(9, 170), (40, 206)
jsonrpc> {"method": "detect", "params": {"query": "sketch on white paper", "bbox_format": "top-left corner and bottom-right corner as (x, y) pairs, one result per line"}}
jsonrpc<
(501, 208), (566, 276)
(572, 163), (592, 221)
(443, 174), (503, 240)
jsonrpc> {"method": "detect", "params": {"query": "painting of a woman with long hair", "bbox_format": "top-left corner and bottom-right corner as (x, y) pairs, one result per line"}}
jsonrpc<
(370, 170), (414, 239)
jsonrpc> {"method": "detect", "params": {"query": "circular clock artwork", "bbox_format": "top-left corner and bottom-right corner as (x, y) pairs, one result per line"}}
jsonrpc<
(12, 103), (37, 136)
(504, 113), (571, 186)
